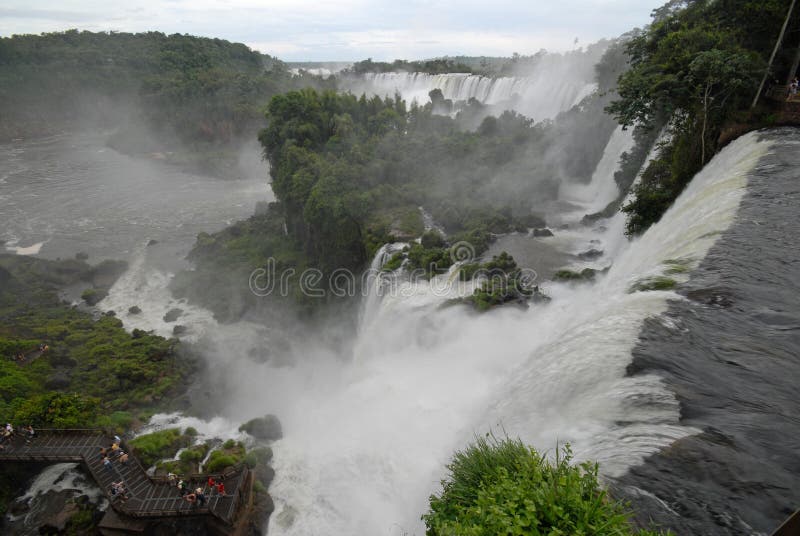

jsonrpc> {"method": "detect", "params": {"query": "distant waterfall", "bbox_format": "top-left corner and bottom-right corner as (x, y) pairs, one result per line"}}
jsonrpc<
(341, 51), (603, 120)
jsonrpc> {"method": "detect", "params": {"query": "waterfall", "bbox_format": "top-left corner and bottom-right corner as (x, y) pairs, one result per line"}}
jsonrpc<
(341, 51), (603, 121)
(262, 133), (770, 535)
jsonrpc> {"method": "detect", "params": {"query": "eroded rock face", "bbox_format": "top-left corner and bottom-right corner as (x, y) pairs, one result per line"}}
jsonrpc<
(532, 228), (554, 237)
(239, 415), (283, 441)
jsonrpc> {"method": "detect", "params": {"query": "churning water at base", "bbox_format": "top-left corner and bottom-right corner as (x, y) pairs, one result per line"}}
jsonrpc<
(263, 133), (770, 535)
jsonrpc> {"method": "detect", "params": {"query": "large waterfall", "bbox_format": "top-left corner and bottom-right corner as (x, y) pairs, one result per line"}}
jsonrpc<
(341, 51), (603, 121)
(260, 133), (769, 534)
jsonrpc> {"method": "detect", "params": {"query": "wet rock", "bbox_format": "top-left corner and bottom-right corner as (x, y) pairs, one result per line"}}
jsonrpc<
(75, 252), (89, 261)
(239, 415), (283, 441)
(520, 213), (547, 229)
(163, 308), (184, 323)
(577, 248), (604, 260)
(146, 239), (159, 246)
(172, 325), (187, 336)
(81, 288), (108, 305)
(88, 259), (128, 288)
(128, 305), (142, 315)
(532, 228), (554, 237)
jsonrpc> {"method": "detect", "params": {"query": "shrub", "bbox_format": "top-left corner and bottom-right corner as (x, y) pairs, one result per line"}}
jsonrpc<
(129, 428), (190, 467)
(423, 436), (669, 536)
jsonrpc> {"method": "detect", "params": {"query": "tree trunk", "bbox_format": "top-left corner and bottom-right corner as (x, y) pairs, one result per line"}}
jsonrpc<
(752, 0), (797, 108)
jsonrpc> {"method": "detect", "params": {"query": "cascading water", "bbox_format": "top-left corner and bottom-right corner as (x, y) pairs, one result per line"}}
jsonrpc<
(341, 51), (604, 121)
(260, 133), (769, 535)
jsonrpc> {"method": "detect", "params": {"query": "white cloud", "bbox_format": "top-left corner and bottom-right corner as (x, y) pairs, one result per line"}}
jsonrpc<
(0, 0), (666, 61)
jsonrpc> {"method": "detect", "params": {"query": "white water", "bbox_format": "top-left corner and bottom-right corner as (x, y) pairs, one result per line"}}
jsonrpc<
(561, 125), (635, 214)
(258, 133), (769, 535)
(342, 52), (603, 121)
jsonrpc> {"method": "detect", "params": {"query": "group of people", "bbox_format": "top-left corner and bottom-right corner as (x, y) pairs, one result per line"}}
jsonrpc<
(109, 481), (129, 502)
(170, 473), (226, 507)
(7, 343), (48, 363)
(0, 423), (36, 449)
(100, 436), (129, 470)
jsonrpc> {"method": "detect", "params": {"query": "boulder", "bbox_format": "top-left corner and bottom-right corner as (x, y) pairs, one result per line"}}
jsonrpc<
(75, 252), (89, 261)
(163, 308), (184, 323)
(81, 288), (108, 306)
(128, 305), (142, 315)
(577, 249), (604, 260)
(172, 325), (187, 336)
(239, 415), (283, 441)
(532, 228), (554, 237)
(146, 239), (159, 247)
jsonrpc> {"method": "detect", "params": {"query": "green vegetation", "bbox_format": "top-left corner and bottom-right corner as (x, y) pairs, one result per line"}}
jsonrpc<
(0, 255), (191, 429)
(554, 268), (598, 282)
(128, 428), (192, 467)
(206, 440), (247, 473)
(0, 30), (331, 175)
(346, 58), (475, 75)
(607, 0), (798, 235)
(468, 253), (534, 311)
(629, 276), (678, 293)
(423, 436), (669, 536)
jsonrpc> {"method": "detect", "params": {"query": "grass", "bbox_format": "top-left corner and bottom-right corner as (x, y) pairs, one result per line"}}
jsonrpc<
(129, 428), (192, 467)
(424, 435), (671, 536)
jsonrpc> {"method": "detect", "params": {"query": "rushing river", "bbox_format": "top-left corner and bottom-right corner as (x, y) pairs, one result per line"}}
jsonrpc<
(0, 131), (270, 263)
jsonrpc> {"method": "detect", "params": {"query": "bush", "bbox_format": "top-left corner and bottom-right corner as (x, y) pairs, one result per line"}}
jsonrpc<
(129, 428), (190, 467)
(424, 436), (669, 536)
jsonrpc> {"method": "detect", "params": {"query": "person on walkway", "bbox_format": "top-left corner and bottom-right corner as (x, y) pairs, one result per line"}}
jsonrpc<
(178, 479), (188, 496)
(216, 481), (225, 496)
(110, 442), (120, 456)
(196, 488), (207, 507)
(103, 456), (113, 471)
(184, 491), (197, 504)
(24, 425), (35, 441)
(118, 451), (129, 465)
(207, 475), (215, 490)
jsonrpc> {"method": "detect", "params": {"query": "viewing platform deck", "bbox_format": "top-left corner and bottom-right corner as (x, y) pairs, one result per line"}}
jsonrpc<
(0, 428), (252, 533)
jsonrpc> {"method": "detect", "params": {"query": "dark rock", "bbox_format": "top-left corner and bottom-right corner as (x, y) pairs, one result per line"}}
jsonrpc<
(163, 308), (184, 323)
(75, 252), (89, 261)
(105, 310), (116, 317)
(239, 415), (283, 441)
(128, 305), (142, 315)
(146, 239), (159, 247)
(9, 498), (31, 515)
(577, 248), (604, 260)
(256, 465), (276, 488)
(172, 325), (187, 336)
(532, 228), (554, 237)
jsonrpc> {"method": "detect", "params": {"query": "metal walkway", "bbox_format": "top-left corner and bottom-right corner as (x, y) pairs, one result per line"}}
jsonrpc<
(0, 429), (249, 526)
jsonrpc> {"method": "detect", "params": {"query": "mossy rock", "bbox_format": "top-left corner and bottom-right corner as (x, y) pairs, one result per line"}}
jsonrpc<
(206, 441), (246, 473)
(129, 428), (192, 467)
(81, 288), (108, 306)
(239, 415), (283, 441)
(163, 308), (184, 323)
(629, 276), (677, 293)
(128, 305), (142, 315)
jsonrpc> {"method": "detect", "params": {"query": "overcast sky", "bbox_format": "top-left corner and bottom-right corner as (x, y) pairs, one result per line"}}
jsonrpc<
(0, 0), (666, 62)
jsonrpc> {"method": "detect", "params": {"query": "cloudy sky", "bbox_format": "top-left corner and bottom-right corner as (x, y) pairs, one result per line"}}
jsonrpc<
(0, 0), (666, 62)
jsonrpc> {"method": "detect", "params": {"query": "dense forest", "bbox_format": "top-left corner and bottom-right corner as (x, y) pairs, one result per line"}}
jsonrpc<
(0, 30), (331, 174)
(608, 0), (799, 234)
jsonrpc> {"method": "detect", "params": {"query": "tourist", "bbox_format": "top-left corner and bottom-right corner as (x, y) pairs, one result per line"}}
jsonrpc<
(118, 451), (129, 465)
(178, 479), (188, 496)
(103, 456), (113, 471)
(111, 442), (120, 456)
(196, 487), (207, 507)
(184, 491), (197, 504)
(207, 475), (215, 490)
(216, 481), (225, 496)
(167, 472), (178, 485)
(790, 78), (799, 100)
(25, 425), (35, 439)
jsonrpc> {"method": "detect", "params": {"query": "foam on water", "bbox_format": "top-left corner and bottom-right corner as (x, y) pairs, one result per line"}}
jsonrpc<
(263, 133), (769, 535)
